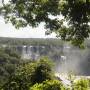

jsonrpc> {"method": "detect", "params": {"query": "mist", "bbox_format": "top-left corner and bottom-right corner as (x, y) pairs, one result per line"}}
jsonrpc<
(55, 43), (90, 75)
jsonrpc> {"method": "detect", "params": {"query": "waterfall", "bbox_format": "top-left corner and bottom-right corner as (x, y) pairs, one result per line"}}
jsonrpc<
(56, 43), (90, 75)
(20, 44), (90, 75)
(21, 45), (46, 60)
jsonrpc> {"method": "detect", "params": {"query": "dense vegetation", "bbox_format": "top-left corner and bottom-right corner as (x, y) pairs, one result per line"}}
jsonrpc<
(0, 46), (90, 90)
(0, 56), (54, 90)
(0, 37), (63, 46)
(30, 80), (67, 90)
(0, 54), (90, 90)
(0, 46), (22, 87)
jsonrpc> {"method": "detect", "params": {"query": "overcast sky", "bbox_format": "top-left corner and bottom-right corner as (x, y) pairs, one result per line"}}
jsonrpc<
(0, 0), (56, 38)
(0, 17), (56, 38)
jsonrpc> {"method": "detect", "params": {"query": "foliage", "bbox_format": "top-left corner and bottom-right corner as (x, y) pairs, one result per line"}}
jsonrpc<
(29, 57), (54, 84)
(0, 0), (90, 46)
(30, 80), (67, 90)
(59, 0), (90, 43)
(72, 78), (90, 90)
(0, 37), (63, 46)
(0, 47), (22, 87)
(0, 51), (90, 90)
(2, 57), (54, 90)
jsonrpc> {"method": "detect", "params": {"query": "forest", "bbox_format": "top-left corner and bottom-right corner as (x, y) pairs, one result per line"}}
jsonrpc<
(0, 37), (63, 46)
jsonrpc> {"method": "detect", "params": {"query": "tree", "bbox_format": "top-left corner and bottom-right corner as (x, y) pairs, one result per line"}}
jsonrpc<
(2, 57), (54, 90)
(0, 47), (22, 87)
(0, 0), (90, 47)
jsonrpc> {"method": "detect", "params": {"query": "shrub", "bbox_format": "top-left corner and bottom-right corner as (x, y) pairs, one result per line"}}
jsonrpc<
(30, 80), (67, 90)
(72, 78), (90, 90)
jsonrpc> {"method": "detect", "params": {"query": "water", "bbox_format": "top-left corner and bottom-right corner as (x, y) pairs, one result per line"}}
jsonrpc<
(22, 45), (41, 60)
(55, 43), (90, 75)
(1, 44), (90, 75)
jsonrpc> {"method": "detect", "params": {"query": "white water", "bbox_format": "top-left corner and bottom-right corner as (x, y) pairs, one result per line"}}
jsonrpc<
(55, 43), (90, 75)
(7, 43), (90, 75)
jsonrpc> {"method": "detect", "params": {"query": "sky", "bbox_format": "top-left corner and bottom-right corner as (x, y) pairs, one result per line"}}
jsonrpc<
(0, 0), (56, 38)
(0, 17), (56, 38)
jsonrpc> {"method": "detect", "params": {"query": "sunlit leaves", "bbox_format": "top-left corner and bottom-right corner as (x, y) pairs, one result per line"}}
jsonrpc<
(73, 78), (90, 90)
(30, 80), (66, 90)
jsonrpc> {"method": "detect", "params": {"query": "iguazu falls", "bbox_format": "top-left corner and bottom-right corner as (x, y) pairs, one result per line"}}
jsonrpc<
(0, 37), (90, 90)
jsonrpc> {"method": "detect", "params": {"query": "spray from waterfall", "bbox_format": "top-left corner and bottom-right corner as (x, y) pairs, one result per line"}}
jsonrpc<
(21, 43), (90, 75)
(55, 43), (90, 75)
